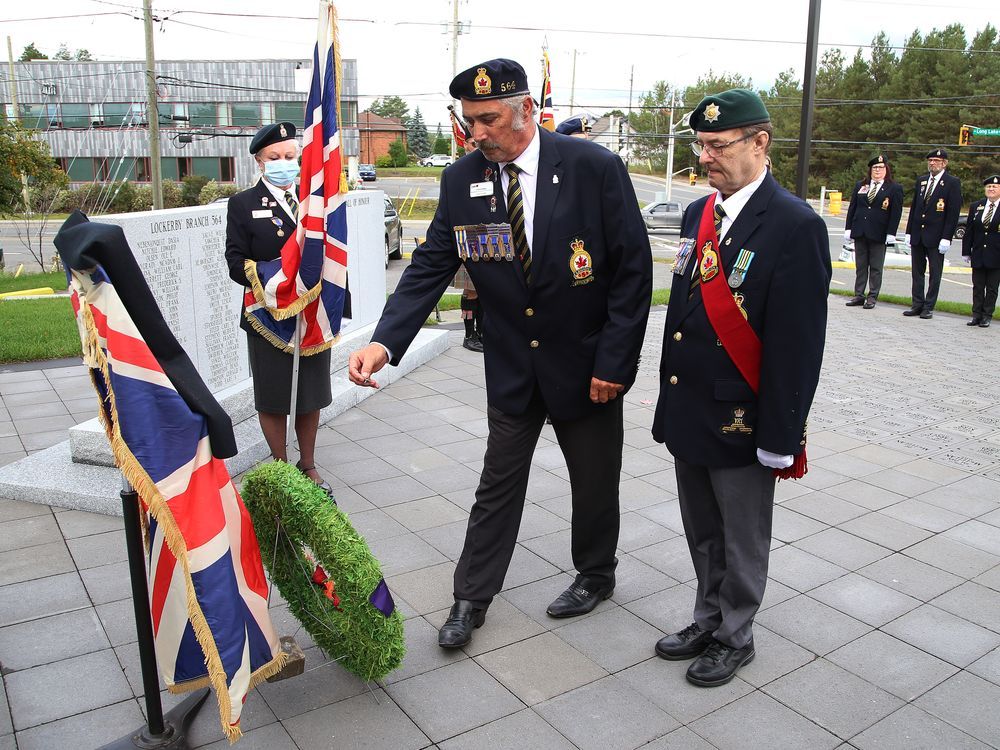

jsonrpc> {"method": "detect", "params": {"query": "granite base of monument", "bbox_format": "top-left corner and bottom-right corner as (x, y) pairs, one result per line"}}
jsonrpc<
(0, 326), (450, 515)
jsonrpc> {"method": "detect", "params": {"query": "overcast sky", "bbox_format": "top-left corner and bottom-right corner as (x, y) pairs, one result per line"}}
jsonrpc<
(5, 0), (996, 128)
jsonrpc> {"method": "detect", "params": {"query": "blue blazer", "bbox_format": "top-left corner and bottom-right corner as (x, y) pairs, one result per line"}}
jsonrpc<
(845, 179), (904, 242)
(373, 127), (653, 421)
(962, 198), (1000, 269)
(652, 172), (832, 466)
(905, 171), (963, 248)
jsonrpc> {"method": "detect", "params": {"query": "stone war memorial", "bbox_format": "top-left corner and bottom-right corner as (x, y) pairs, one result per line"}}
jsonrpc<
(0, 191), (448, 514)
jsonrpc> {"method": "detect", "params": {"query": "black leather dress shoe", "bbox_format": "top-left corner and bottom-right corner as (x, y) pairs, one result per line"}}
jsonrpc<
(462, 334), (484, 353)
(863, 299), (876, 309)
(845, 297), (864, 307)
(438, 600), (486, 648)
(902, 308), (921, 316)
(546, 581), (614, 618)
(968, 318), (983, 326)
(920, 310), (933, 319)
(686, 640), (755, 687)
(655, 623), (715, 660)
(980, 319), (992, 328)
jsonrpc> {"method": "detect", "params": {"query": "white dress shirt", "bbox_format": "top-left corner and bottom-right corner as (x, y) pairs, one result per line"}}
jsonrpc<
(715, 168), (768, 242)
(498, 125), (541, 251)
(260, 176), (297, 220)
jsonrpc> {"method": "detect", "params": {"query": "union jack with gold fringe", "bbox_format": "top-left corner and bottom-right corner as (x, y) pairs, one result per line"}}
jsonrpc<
(243, 1), (349, 355)
(55, 213), (285, 744)
(538, 49), (555, 132)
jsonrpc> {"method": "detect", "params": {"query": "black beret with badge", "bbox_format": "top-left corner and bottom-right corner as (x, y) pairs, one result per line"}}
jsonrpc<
(926, 147), (948, 160)
(868, 154), (888, 167)
(556, 116), (591, 136)
(449, 58), (531, 101)
(984, 175), (1000, 185)
(689, 88), (770, 132)
(249, 121), (297, 155)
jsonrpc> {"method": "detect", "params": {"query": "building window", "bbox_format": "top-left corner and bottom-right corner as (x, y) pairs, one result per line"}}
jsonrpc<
(161, 158), (179, 181)
(103, 103), (142, 127)
(94, 158), (112, 181)
(231, 102), (263, 127)
(66, 158), (95, 181)
(220, 157), (235, 182)
(61, 104), (90, 129)
(188, 103), (219, 127)
(135, 157), (151, 182)
(177, 157), (192, 179)
(16, 104), (47, 129)
(192, 157), (221, 181)
(340, 99), (358, 128)
(274, 101), (304, 124)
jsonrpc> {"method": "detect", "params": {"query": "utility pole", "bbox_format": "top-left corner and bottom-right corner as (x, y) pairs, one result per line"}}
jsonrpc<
(664, 90), (675, 202)
(6, 36), (32, 216)
(569, 49), (577, 114)
(795, 0), (821, 200)
(143, 0), (163, 209)
(450, 0), (459, 159)
(626, 64), (634, 167)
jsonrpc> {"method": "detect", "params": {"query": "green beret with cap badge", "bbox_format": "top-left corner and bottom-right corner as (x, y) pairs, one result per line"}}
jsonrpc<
(689, 88), (770, 132)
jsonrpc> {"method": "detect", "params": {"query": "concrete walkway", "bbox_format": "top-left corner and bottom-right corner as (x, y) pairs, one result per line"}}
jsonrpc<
(2, 301), (1000, 749)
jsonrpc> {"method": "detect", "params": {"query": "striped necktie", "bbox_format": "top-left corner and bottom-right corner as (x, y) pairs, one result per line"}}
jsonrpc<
(284, 190), (299, 220)
(984, 202), (996, 227)
(867, 182), (878, 204)
(924, 177), (936, 202)
(504, 164), (531, 284)
(689, 203), (725, 300)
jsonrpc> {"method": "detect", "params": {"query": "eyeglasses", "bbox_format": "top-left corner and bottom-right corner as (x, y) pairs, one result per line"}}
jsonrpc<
(690, 133), (754, 157)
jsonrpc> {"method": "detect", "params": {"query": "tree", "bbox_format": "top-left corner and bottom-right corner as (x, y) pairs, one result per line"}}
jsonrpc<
(432, 123), (450, 155)
(18, 42), (47, 61)
(368, 95), (410, 122)
(0, 120), (65, 215)
(387, 139), (408, 167)
(407, 107), (431, 158)
(53, 44), (94, 61)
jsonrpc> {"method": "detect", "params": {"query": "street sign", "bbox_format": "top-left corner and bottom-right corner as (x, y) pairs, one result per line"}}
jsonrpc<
(972, 128), (1000, 136)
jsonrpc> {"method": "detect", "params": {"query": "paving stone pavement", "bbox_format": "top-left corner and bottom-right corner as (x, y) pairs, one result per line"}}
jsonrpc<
(2, 300), (1000, 749)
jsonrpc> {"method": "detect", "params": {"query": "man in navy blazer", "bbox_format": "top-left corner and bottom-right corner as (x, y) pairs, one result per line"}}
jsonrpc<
(349, 58), (652, 648)
(651, 89), (831, 687)
(903, 148), (963, 319)
(962, 174), (1000, 327)
(843, 154), (904, 309)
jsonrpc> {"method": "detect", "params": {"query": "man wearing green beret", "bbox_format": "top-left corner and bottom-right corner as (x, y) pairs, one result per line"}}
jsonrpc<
(651, 88), (831, 686)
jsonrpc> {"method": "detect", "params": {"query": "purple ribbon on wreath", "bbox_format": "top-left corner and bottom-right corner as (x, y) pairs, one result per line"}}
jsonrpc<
(369, 579), (395, 617)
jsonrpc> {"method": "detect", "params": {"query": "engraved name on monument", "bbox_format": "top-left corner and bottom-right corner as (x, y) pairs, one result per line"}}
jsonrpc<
(102, 203), (249, 393)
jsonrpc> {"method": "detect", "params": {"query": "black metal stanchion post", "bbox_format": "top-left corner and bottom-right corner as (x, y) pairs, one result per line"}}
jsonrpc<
(100, 480), (208, 750)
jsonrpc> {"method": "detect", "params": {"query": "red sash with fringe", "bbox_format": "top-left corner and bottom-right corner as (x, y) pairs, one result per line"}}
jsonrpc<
(694, 195), (806, 479)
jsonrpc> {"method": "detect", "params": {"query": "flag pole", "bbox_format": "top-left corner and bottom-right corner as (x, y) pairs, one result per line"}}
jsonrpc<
(99, 475), (208, 750)
(287, 313), (302, 456)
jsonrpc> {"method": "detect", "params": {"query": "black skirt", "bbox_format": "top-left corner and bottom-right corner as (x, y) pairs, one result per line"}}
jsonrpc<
(247, 333), (333, 415)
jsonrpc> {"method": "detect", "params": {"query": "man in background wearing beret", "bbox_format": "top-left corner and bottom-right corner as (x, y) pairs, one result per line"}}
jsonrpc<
(651, 89), (831, 686)
(903, 148), (963, 319)
(961, 175), (1000, 327)
(843, 154), (904, 309)
(555, 116), (592, 138)
(349, 59), (652, 648)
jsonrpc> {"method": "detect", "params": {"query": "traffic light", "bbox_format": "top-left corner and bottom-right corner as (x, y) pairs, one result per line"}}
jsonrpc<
(959, 125), (971, 146)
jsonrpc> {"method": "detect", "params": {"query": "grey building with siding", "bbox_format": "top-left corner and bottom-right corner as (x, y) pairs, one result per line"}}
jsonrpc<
(1, 58), (359, 188)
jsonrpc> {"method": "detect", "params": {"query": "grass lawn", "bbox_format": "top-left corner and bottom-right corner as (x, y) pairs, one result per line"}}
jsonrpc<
(0, 297), (82, 363)
(0, 270), (68, 295)
(374, 167), (445, 178)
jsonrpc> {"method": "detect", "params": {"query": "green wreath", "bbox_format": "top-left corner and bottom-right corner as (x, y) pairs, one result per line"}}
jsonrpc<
(241, 461), (405, 682)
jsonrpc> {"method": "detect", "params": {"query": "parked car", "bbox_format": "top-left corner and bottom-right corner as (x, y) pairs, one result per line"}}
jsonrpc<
(420, 154), (453, 167)
(358, 163), (377, 181)
(640, 200), (684, 231)
(955, 214), (967, 240)
(384, 196), (403, 268)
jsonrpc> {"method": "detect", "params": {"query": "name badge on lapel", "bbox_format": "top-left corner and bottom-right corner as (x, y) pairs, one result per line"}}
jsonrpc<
(470, 181), (493, 198)
(252, 209), (272, 218)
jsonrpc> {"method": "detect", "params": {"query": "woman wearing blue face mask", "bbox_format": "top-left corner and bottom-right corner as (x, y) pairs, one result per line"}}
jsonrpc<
(225, 121), (335, 497)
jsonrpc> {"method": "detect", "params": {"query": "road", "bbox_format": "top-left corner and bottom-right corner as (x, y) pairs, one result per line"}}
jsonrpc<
(2, 173), (974, 306)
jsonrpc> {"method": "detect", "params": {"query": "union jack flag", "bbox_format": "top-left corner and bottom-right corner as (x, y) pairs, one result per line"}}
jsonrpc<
(538, 49), (555, 132)
(56, 215), (284, 744)
(243, 2), (349, 355)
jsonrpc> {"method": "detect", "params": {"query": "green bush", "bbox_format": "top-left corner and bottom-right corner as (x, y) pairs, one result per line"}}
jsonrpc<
(388, 139), (408, 168)
(199, 180), (239, 205)
(374, 155), (393, 168)
(181, 175), (210, 207)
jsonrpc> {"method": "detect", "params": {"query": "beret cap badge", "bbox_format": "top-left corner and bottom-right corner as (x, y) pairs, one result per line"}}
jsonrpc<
(474, 68), (492, 96)
(703, 103), (721, 123)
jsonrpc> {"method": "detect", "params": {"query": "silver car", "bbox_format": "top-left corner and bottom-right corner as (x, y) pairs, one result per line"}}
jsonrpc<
(641, 200), (684, 231)
(384, 196), (403, 267)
